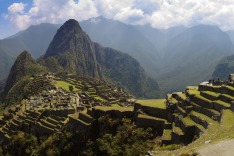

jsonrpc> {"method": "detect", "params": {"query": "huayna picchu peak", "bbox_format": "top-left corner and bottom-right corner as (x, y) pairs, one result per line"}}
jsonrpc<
(42, 19), (160, 98)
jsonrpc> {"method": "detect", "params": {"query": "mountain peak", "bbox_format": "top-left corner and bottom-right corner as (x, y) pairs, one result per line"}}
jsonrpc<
(44, 19), (87, 58)
(60, 19), (83, 33)
(3, 51), (45, 96)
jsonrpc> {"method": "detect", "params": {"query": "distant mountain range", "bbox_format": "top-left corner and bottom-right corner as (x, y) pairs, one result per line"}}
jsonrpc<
(0, 23), (59, 79)
(1, 16), (234, 94)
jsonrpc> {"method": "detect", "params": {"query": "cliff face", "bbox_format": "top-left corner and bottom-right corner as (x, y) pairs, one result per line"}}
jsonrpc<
(44, 19), (101, 78)
(43, 19), (161, 98)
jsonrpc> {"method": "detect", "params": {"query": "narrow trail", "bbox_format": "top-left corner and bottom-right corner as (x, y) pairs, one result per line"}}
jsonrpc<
(198, 139), (234, 156)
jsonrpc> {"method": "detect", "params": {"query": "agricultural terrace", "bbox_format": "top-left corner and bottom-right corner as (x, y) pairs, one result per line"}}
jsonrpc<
(137, 99), (166, 109)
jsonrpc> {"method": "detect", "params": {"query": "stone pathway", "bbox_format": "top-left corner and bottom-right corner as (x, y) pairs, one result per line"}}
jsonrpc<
(198, 139), (234, 156)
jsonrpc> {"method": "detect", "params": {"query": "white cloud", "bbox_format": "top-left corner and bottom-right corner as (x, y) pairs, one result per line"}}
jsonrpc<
(6, 0), (98, 30)
(5, 0), (234, 30)
(8, 2), (26, 13)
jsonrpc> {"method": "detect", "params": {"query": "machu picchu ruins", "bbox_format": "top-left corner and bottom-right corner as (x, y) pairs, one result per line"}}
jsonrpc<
(2, 72), (234, 155)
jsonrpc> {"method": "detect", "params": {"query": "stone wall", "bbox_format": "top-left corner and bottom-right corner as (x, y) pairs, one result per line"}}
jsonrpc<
(135, 115), (165, 135)
(92, 108), (133, 119)
(44, 108), (75, 117)
(134, 103), (168, 120)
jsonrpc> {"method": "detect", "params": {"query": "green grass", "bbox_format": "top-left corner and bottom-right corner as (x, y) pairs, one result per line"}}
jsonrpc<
(55, 81), (78, 92)
(177, 93), (187, 100)
(93, 95), (107, 102)
(214, 100), (231, 108)
(94, 106), (133, 112)
(202, 91), (219, 98)
(163, 129), (172, 140)
(173, 110), (234, 155)
(195, 94), (212, 103)
(137, 99), (166, 109)
(222, 94), (234, 100)
(187, 89), (200, 95)
(182, 116), (196, 126)
(224, 85), (234, 91)
(190, 111), (217, 124)
(173, 125), (184, 135)
(137, 114), (166, 121)
(111, 104), (120, 107)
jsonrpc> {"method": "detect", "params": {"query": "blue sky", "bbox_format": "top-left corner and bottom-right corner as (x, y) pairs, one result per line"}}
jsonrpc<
(1, 0), (234, 39)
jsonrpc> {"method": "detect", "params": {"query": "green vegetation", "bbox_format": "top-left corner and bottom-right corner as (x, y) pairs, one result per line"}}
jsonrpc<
(55, 81), (78, 92)
(94, 106), (133, 112)
(203, 91), (219, 98)
(93, 95), (107, 102)
(137, 99), (166, 109)
(173, 125), (184, 135)
(214, 100), (231, 108)
(138, 114), (165, 121)
(111, 104), (120, 107)
(187, 89), (200, 95)
(0, 116), (156, 155)
(163, 129), (172, 140)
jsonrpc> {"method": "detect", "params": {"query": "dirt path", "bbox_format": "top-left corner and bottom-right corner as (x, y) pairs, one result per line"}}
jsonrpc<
(198, 139), (234, 156)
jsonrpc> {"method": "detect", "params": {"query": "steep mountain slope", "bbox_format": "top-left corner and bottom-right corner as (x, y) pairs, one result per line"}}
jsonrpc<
(44, 19), (101, 78)
(80, 17), (161, 77)
(43, 19), (160, 98)
(0, 23), (59, 79)
(158, 25), (234, 93)
(212, 55), (234, 80)
(3, 51), (46, 103)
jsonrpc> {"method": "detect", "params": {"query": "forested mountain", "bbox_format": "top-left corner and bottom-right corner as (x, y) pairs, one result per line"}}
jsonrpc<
(212, 55), (234, 80)
(158, 25), (234, 92)
(80, 17), (161, 77)
(42, 19), (161, 98)
(3, 51), (46, 103)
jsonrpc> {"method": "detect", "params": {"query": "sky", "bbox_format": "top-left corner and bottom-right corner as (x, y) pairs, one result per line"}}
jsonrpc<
(1, 0), (234, 39)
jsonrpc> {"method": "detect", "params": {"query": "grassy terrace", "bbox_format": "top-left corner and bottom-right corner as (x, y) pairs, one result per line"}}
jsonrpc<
(173, 124), (184, 135)
(138, 114), (166, 121)
(55, 81), (79, 92)
(165, 110), (234, 155)
(195, 94), (212, 103)
(187, 89), (200, 95)
(111, 104), (120, 107)
(224, 85), (234, 91)
(94, 106), (133, 112)
(190, 111), (217, 124)
(163, 129), (172, 140)
(92, 95), (107, 102)
(213, 100), (231, 108)
(182, 117), (205, 132)
(222, 94), (234, 100)
(137, 99), (166, 109)
(202, 91), (219, 98)
(177, 93), (187, 100)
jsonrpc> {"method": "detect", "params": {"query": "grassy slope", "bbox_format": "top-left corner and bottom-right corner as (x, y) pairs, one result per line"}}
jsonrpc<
(136, 99), (166, 109)
(156, 109), (234, 155)
(55, 80), (78, 92)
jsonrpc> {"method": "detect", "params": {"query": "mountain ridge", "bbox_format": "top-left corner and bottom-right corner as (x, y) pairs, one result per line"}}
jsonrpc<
(43, 19), (161, 98)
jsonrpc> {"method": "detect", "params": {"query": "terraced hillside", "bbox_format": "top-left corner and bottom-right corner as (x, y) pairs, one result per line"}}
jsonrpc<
(0, 73), (135, 143)
(2, 73), (234, 155)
